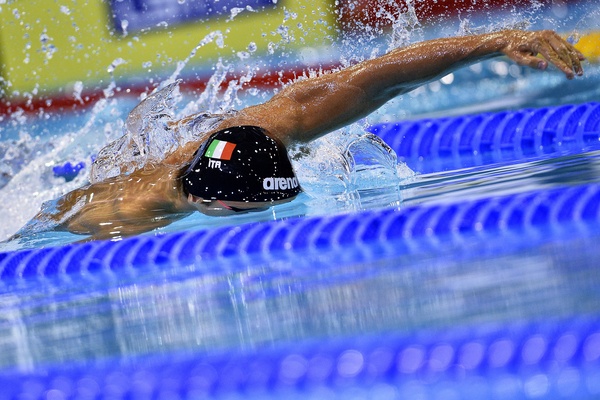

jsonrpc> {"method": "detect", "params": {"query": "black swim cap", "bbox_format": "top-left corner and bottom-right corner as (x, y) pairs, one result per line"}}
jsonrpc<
(182, 126), (301, 202)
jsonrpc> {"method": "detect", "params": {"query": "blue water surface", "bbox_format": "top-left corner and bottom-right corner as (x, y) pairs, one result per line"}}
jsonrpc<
(1, 1), (600, 398)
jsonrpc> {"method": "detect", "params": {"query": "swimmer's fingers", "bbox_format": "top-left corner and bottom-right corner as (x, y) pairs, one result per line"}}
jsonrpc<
(540, 31), (585, 78)
(529, 31), (584, 78)
(506, 45), (548, 71)
(504, 30), (585, 79)
(556, 34), (585, 75)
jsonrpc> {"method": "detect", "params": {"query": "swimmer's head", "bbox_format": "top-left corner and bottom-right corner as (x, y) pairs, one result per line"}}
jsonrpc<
(182, 126), (301, 215)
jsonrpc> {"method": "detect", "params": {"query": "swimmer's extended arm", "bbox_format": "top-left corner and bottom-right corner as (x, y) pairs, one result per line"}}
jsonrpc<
(245, 29), (584, 145)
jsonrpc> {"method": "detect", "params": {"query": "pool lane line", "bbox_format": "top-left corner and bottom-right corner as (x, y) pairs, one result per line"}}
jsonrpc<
(2, 181), (600, 282)
(1, 313), (599, 399)
(5, 101), (600, 281)
(370, 101), (600, 173)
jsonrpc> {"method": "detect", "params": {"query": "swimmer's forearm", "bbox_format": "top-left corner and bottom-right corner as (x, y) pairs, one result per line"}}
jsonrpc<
(357, 29), (584, 100)
(268, 30), (584, 143)
(360, 32), (506, 98)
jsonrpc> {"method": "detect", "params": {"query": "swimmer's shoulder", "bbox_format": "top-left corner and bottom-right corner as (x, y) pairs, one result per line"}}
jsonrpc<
(61, 166), (193, 235)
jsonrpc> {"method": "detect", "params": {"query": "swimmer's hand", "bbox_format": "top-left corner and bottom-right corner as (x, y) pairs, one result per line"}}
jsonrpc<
(498, 30), (585, 79)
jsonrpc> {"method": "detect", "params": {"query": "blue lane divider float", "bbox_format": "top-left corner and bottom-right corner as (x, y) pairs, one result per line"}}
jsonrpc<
(370, 102), (600, 172)
(3, 102), (600, 280)
(2, 182), (600, 281)
(1, 314), (599, 399)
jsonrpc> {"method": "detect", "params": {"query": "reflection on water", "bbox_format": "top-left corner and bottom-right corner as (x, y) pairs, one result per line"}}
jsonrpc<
(404, 150), (600, 206)
(1, 3), (599, 399)
(4, 146), (600, 375)
(2, 220), (600, 373)
(3, 109), (600, 399)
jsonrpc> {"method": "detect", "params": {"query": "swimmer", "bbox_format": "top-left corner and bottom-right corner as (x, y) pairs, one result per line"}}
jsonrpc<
(13, 29), (585, 241)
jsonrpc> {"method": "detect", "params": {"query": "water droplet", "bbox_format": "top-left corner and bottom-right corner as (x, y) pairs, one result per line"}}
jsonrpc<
(107, 58), (127, 74)
(40, 32), (50, 44)
(121, 19), (129, 36)
(73, 81), (84, 103)
(60, 5), (70, 15)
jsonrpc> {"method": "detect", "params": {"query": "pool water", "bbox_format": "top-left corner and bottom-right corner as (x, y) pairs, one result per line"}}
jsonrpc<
(2, 1), (600, 398)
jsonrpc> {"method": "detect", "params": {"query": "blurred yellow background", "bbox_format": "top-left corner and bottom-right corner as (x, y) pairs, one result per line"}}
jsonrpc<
(577, 31), (600, 62)
(0, 0), (335, 99)
(1, 0), (597, 103)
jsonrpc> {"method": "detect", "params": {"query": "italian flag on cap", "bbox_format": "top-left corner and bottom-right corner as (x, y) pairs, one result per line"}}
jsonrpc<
(205, 139), (237, 161)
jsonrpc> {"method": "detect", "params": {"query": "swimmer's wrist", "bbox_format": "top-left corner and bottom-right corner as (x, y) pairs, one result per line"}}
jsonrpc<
(478, 31), (511, 56)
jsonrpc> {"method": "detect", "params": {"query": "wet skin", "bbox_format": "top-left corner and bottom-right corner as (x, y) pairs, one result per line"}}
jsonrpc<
(23, 29), (585, 241)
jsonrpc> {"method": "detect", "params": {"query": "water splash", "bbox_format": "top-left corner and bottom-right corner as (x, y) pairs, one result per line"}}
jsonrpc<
(387, 0), (423, 50)
(180, 59), (229, 116)
(291, 126), (413, 199)
(567, 1), (600, 45)
(0, 132), (43, 190)
(228, 5), (257, 22)
(164, 30), (224, 88)
(39, 29), (58, 62)
(90, 82), (180, 183)
(73, 81), (84, 104)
